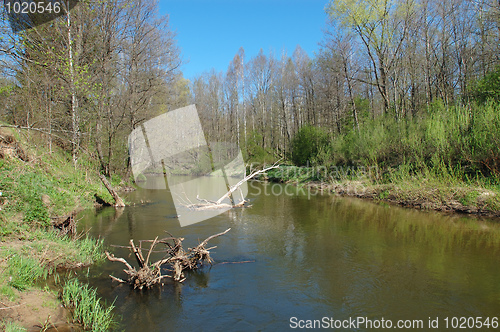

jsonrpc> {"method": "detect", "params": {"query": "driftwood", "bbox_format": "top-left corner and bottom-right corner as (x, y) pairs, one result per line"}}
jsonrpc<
(51, 214), (77, 238)
(106, 228), (231, 288)
(186, 162), (280, 211)
(98, 174), (126, 207)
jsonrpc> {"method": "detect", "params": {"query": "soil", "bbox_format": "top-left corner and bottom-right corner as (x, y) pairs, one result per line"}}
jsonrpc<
(0, 289), (78, 331)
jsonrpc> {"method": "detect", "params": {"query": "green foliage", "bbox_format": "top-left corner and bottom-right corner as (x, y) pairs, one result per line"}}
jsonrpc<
(378, 190), (390, 200)
(266, 166), (328, 183)
(245, 131), (274, 164)
(320, 102), (500, 182)
(355, 96), (371, 118)
(0, 128), (114, 226)
(463, 102), (500, 178)
(459, 191), (480, 206)
(291, 125), (330, 166)
(61, 279), (115, 332)
(470, 67), (500, 103)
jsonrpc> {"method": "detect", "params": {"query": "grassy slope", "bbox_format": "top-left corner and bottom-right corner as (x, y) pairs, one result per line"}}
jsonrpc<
(0, 127), (115, 330)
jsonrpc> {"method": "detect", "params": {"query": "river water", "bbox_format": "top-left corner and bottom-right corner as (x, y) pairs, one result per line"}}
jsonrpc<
(78, 178), (500, 331)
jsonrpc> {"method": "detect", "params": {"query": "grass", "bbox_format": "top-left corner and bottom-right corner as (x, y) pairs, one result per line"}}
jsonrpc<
(61, 279), (115, 331)
(0, 152), (113, 227)
(0, 127), (114, 329)
(2, 321), (27, 332)
(276, 101), (500, 215)
(0, 284), (17, 301)
(5, 254), (50, 290)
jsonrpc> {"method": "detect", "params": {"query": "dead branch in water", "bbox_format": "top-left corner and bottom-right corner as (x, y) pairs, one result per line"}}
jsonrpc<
(106, 228), (231, 288)
(187, 162), (280, 211)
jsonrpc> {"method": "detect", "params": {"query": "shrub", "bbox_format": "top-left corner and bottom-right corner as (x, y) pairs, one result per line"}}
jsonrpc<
(291, 125), (329, 166)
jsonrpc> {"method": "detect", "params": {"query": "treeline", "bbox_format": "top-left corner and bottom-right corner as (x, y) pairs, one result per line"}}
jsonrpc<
(192, 0), (500, 177)
(0, 0), (188, 176)
(0, 0), (498, 181)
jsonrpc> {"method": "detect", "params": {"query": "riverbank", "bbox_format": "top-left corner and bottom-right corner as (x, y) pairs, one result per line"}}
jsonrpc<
(0, 127), (116, 330)
(265, 165), (500, 217)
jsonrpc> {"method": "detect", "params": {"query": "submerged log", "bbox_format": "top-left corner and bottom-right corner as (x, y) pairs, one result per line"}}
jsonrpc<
(106, 228), (231, 288)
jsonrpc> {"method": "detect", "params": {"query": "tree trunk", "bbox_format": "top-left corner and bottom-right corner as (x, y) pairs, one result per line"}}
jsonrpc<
(99, 173), (126, 207)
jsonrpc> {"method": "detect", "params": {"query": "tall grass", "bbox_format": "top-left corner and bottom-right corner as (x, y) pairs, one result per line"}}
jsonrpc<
(61, 279), (115, 332)
(304, 101), (500, 185)
(25, 228), (105, 267)
(5, 254), (49, 290)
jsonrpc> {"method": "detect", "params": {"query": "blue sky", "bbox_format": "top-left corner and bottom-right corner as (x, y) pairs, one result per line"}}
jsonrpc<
(158, 0), (330, 80)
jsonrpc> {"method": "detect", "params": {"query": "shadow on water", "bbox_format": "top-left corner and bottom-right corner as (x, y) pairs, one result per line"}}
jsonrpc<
(78, 178), (500, 331)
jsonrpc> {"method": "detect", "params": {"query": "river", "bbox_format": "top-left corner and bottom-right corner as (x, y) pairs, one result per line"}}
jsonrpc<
(78, 178), (500, 331)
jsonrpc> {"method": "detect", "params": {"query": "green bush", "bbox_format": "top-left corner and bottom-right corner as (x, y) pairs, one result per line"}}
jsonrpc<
(291, 125), (329, 166)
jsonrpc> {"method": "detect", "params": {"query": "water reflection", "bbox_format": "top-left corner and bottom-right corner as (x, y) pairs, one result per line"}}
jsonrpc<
(78, 179), (500, 331)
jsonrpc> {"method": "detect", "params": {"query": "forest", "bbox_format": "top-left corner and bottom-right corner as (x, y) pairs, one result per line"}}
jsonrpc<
(0, 0), (499, 329)
(0, 0), (499, 182)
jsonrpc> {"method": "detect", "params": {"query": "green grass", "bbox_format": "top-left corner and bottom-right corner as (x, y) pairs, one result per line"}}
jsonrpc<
(23, 228), (105, 267)
(0, 127), (112, 328)
(5, 254), (50, 290)
(61, 279), (115, 331)
(0, 284), (17, 301)
(2, 321), (27, 332)
(0, 127), (115, 229)
(0, 231), (103, 292)
(0, 156), (113, 226)
(279, 101), (500, 214)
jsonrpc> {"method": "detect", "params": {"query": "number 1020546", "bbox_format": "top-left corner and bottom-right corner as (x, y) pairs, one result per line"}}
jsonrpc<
(4, 1), (62, 15)
(443, 317), (498, 329)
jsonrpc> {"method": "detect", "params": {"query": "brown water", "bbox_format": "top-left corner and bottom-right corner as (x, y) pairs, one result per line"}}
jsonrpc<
(78, 179), (500, 331)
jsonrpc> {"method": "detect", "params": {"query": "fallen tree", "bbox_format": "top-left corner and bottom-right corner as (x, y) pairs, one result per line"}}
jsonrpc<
(186, 162), (280, 211)
(105, 228), (231, 288)
(98, 174), (126, 207)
